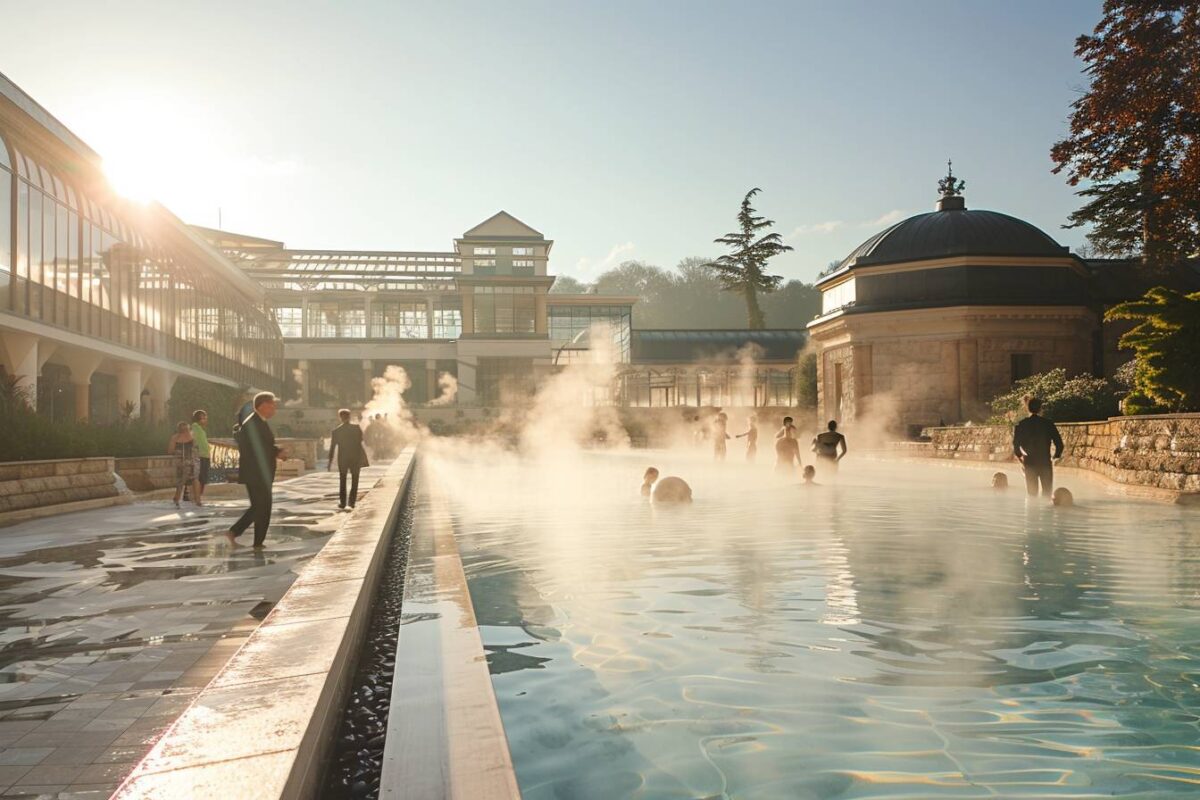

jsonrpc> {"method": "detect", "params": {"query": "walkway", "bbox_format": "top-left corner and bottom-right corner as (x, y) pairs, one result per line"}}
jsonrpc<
(0, 467), (385, 798)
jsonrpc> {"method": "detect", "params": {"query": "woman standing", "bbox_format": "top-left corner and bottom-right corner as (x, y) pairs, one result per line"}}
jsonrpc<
(168, 422), (202, 508)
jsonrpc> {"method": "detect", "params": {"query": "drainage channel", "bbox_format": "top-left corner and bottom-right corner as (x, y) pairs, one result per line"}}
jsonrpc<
(321, 473), (418, 799)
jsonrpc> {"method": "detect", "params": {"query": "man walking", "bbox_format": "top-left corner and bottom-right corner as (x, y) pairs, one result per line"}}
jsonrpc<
(328, 408), (370, 510)
(227, 392), (282, 548)
(1013, 396), (1064, 498)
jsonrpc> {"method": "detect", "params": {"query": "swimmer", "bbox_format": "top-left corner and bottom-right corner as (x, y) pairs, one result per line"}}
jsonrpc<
(991, 472), (1009, 490)
(801, 465), (818, 486)
(811, 420), (847, 472)
(641, 467), (659, 498)
(735, 414), (759, 462)
(713, 412), (731, 461)
(1052, 487), (1074, 507)
(774, 416), (799, 474)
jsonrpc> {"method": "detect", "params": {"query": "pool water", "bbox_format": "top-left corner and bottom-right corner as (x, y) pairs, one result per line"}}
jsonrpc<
(429, 451), (1200, 799)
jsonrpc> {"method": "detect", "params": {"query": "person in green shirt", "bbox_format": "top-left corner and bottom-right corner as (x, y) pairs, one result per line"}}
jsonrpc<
(191, 410), (211, 502)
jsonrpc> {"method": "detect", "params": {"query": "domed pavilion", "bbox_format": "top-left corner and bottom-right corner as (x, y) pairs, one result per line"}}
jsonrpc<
(806, 167), (1096, 435)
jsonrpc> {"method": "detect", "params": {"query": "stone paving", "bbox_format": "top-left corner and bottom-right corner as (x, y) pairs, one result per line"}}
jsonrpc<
(0, 467), (385, 799)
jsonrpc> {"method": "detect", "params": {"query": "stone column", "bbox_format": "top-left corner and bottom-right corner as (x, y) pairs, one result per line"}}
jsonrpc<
(116, 363), (143, 419)
(0, 332), (40, 409)
(456, 356), (477, 405)
(362, 359), (375, 405)
(426, 359), (438, 403)
(957, 338), (979, 422)
(534, 293), (548, 335)
(298, 359), (312, 407)
(461, 291), (475, 335)
(425, 298), (435, 339)
(58, 350), (104, 422)
(146, 370), (177, 423)
(851, 344), (873, 421)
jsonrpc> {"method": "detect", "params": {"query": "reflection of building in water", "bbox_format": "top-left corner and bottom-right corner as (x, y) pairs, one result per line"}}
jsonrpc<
(0, 73), (283, 423)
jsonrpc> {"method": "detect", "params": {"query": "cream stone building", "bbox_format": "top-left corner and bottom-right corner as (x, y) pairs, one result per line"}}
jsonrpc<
(808, 174), (1097, 435)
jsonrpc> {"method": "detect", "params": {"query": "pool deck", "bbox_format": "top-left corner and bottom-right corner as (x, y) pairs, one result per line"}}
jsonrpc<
(0, 466), (386, 799)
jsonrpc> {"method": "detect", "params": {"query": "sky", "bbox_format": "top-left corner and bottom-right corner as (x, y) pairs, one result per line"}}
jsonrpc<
(0, 0), (1104, 283)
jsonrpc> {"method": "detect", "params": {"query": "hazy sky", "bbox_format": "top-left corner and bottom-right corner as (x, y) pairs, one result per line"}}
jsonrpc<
(1, 0), (1103, 282)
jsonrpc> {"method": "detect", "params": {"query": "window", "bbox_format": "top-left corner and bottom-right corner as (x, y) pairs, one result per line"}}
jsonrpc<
(274, 306), (303, 337)
(1010, 353), (1033, 383)
(473, 285), (536, 334)
(512, 247), (533, 256)
(306, 300), (365, 338)
(473, 247), (496, 256)
(821, 277), (856, 316)
(433, 300), (462, 338)
(371, 302), (428, 338)
(549, 304), (631, 363)
(475, 259), (496, 267)
(513, 260), (534, 268)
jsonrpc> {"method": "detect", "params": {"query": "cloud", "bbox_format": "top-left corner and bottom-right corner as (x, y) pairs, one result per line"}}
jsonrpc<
(575, 241), (635, 278)
(860, 209), (905, 227)
(787, 221), (844, 239)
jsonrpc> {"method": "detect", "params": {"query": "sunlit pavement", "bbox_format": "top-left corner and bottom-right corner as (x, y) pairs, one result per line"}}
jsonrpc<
(0, 467), (386, 798)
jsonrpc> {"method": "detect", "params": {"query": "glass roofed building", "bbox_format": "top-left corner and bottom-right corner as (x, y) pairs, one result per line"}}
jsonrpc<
(0, 72), (283, 423)
(197, 214), (810, 412)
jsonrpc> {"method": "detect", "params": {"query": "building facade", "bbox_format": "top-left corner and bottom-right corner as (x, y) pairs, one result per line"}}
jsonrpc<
(808, 174), (1098, 435)
(0, 72), (283, 423)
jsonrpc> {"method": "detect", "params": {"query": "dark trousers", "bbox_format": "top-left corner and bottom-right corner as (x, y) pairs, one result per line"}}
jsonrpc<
(1023, 461), (1054, 497)
(339, 467), (361, 508)
(231, 479), (273, 546)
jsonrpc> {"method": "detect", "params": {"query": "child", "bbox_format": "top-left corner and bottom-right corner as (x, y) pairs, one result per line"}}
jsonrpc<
(991, 472), (1009, 490)
(801, 465), (818, 486)
(168, 422), (202, 508)
(736, 414), (759, 462)
(1052, 487), (1074, 507)
(641, 467), (659, 498)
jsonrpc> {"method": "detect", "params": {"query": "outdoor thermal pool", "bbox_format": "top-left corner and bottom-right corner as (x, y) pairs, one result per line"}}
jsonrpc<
(423, 451), (1200, 799)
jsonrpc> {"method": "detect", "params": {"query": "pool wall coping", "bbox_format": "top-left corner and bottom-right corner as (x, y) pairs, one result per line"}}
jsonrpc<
(111, 449), (417, 799)
(380, 469), (522, 799)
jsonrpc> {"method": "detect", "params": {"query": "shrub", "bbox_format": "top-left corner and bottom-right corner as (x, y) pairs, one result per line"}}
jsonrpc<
(796, 352), (817, 409)
(167, 377), (246, 437)
(0, 404), (173, 462)
(988, 368), (1117, 424)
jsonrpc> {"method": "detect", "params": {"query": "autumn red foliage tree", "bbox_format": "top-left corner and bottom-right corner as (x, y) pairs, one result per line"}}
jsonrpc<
(1051, 2), (1200, 272)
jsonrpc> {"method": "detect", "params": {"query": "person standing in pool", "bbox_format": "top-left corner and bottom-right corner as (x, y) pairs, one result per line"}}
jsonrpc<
(1013, 396), (1064, 498)
(774, 416), (800, 474)
(712, 412), (731, 461)
(812, 420), (847, 472)
(736, 414), (759, 462)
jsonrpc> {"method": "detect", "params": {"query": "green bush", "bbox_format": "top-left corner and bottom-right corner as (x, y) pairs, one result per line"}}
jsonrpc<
(988, 368), (1117, 424)
(0, 404), (173, 462)
(796, 352), (818, 409)
(167, 377), (247, 437)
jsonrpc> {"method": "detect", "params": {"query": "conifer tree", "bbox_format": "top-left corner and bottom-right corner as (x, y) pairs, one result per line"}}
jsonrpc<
(1104, 287), (1200, 411)
(709, 189), (792, 329)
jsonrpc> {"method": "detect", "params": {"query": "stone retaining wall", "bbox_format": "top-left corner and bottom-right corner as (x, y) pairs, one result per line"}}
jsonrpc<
(0, 458), (119, 513)
(912, 413), (1200, 498)
(115, 455), (177, 491)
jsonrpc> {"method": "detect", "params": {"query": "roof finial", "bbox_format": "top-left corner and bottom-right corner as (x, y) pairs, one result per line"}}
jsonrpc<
(938, 159), (965, 198)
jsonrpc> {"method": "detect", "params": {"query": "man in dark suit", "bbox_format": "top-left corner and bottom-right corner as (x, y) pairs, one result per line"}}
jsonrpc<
(328, 408), (370, 510)
(227, 392), (283, 548)
(1013, 395), (1065, 498)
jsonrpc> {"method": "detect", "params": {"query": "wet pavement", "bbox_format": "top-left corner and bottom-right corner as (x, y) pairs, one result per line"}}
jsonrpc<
(0, 467), (385, 799)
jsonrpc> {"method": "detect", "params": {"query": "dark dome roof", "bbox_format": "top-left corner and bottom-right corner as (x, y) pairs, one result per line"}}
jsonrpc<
(833, 202), (1069, 274)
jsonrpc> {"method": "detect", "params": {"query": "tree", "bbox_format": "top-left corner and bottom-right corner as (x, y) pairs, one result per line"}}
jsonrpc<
(593, 260), (673, 305)
(1104, 286), (1200, 412)
(796, 352), (818, 408)
(1050, 3), (1200, 271)
(708, 189), (793, 329)
(550, 276), (590, 294)
(761, 280), (821, 326)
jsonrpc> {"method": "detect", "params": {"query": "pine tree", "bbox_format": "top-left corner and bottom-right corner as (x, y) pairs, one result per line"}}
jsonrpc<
(708, 189), (792, 329)
(1050, 2), (1200, 271)
(1104, 287), (1200, 411)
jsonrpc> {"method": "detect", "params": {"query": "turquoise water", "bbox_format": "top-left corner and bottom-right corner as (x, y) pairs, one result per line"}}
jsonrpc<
(432, 452), (1200, 799)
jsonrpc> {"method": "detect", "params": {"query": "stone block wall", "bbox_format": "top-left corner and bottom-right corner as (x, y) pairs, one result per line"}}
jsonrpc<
(913, 414), (1200, 496)
(0, 458), (118, 513)
(115, 456), (177, 491)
